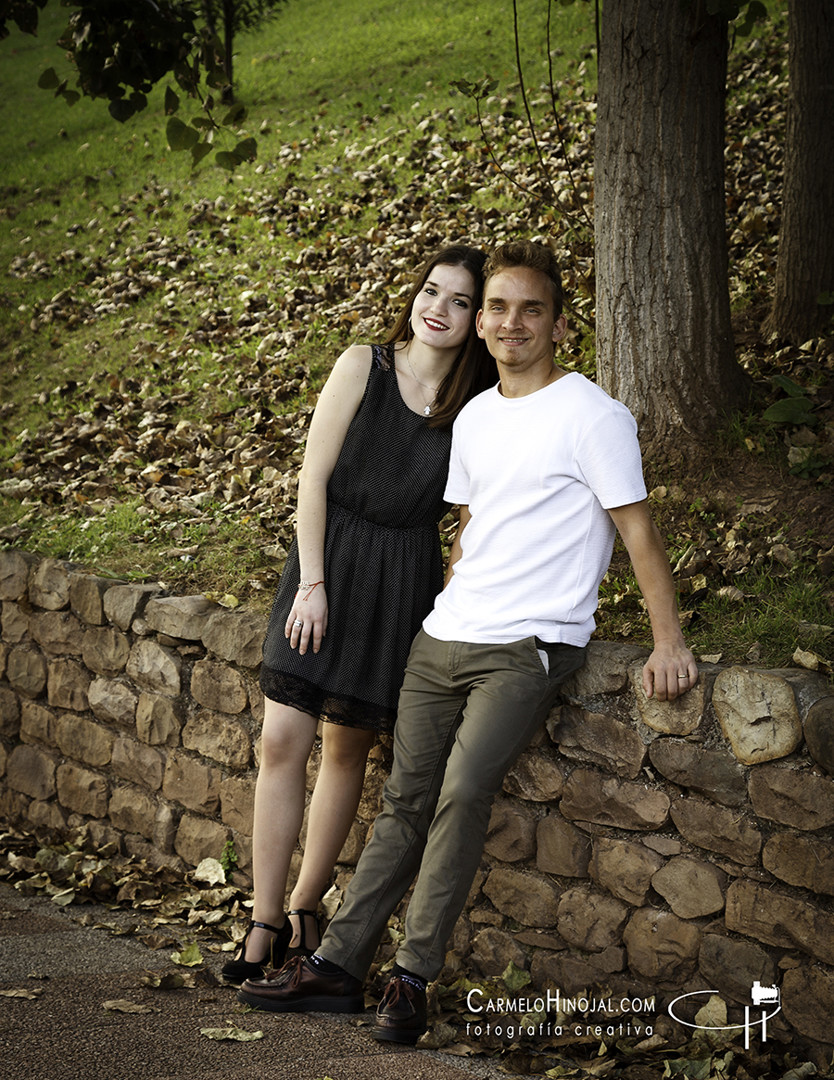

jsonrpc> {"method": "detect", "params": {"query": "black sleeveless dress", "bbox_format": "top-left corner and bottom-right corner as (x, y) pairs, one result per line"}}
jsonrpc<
(259, 344), (453, 734)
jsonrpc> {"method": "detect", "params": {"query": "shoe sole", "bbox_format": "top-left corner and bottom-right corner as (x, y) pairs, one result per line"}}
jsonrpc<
(236, 988), (364, 1013)
(370, 1023), (425, 1045)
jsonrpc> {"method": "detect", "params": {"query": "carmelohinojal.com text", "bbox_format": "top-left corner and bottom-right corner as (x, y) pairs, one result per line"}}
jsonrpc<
(464, 990), (657, 1041)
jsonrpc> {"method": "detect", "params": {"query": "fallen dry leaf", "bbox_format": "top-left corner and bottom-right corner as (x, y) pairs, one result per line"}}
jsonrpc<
(102, 999), (157, 1014)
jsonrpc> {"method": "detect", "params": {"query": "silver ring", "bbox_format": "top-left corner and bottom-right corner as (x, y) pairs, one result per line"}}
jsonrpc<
(677, 674), (687, 679)
(294, 619), (303, 628)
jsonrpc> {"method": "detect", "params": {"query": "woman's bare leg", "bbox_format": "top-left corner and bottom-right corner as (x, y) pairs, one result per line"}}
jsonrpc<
(287, 722), (376, 950)
(246, 697), (319, 961)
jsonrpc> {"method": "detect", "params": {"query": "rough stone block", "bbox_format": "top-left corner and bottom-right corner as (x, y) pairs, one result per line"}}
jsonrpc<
(557, 885), (630, 952)
(82, 625), (131, 676)
(536, 813), (591, 877)
(552, 705), (647, 778)
(190, 659), (248, 714)
(87, 677), (139, 725)
(651, 856), (727, 918)
(0, 785), (29, 822)
(560, 768), (670, 831)
(629, 660), (706, 736)
(111, 737), (164, 790)
(103, 583), (162, 631)
(485, 798), (537, 863)
(762, 832), (834, 896)
(28, 798), (67, 833)
(482, 867), (562, 927)
(648, 739), (747, 807)
(220, 774), (255, 835)
(748, 764), (834, 830)
(69, 571), (115, 626)
(669, 797), (762, 863)
(19, 699), (55, 746)
(698, 933), (775, 1006)
(136, 692), (181, 745)
(0, 549), (35, 601)
(29, 558), (71, 610)
(108, 785), (157, 840)
(713, 666), (803, 764)
(725, 879), (834, 964)
(531, 947), (626, 997)
(174, 811), (229, 869)
(202, 608), (266, 668)
(144, 595), (217, 641)
(6, 744), (57, 799)
(623, 908), (701, 981)
(782, 965), (834, 1046)
(46, 657), (91, 712)
(153, 802), (178, 854)
(30, 611), (83, 656)
(6, 645), (48, 699)
(502, 749), (566, 801)
(471, 927), (528, 979)
(2, 600), (30, 644)
(56, 762), (108, 817)
(126, 639), (182, 696)
(560, 641), (648, 697)
(182, 710), (252, 767)
(804, 695), (834, 776)
(55, 713), (113, 768)
(162, 750), (221, 813)
(0, 686), (21, 736)
(589, 837), (664, 906)
(337, 820), (367, 865)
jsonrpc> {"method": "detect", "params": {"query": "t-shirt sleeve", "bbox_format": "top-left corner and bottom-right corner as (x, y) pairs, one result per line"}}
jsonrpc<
(576, 401), (647, 509)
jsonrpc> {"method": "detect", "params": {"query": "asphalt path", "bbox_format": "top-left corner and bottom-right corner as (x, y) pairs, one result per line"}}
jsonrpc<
(0, 882), (510, 1080)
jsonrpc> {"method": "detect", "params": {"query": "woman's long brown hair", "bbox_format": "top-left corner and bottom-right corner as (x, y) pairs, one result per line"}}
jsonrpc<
(384, 245), (495, 427)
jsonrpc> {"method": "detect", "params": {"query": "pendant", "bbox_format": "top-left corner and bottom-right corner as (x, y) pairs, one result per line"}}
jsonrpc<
(424, 405), (431, 415)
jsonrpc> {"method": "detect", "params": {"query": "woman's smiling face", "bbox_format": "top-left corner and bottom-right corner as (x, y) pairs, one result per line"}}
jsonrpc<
(409, 262), (477, 350)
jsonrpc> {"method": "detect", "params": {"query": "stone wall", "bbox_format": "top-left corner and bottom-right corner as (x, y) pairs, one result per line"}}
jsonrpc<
(2, 549), (834, 1057)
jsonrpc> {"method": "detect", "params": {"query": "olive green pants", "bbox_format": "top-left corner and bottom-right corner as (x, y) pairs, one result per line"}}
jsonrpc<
(319, 629), (586, 982)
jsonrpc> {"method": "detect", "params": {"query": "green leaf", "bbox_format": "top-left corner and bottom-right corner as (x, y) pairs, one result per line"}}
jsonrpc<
(762, 397), (815, 425)
(233, 137), (257, 162)
(214, 150), (239, 171)
(502, 960), (531, 993)
(223, 102), (247, 126)
(164, 86), (179, 115)
(37, 67), (60, 90)
(171, 942), (203, 966)
(770, 374), (807, 397)
(109, 98), (136, 123)
(166, 116), (200, 151)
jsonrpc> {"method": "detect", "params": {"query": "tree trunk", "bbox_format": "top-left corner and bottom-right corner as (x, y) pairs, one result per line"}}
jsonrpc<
(594, 0), (748, 464)
(763, 0), (834, 344)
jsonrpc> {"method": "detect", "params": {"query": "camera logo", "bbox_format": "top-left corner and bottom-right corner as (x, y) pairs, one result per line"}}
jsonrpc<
(668, 982), (781, 1049)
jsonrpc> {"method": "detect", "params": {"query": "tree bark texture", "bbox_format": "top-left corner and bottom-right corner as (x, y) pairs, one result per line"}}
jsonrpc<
(595, 0), (747, 462)
(764, 0), (834, 344)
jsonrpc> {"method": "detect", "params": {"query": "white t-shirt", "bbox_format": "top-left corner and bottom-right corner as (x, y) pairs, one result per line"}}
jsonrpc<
(423, 372), (647, 646)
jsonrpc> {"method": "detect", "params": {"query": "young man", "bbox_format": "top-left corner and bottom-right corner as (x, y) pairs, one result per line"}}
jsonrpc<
(237, 240), (698, 1043)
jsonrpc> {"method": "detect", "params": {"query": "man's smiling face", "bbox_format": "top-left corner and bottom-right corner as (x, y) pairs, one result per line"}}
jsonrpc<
(476, 266), (566, 378)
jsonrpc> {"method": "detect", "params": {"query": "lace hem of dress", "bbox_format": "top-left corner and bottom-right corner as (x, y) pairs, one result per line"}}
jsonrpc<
(259, 666), (396, 735)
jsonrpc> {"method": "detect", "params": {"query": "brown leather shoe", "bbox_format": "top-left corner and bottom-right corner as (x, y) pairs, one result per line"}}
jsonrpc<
(370, 976), (427, 1044)
(237, 956), (364, 1013)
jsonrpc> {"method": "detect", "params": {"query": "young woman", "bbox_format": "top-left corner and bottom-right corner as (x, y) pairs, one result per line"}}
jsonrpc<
(222, 245), (494, 984)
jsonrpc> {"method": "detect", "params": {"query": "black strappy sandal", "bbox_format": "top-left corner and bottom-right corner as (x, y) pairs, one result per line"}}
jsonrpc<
(221, 917), (292, 984)
(286, 908), (321, 959)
